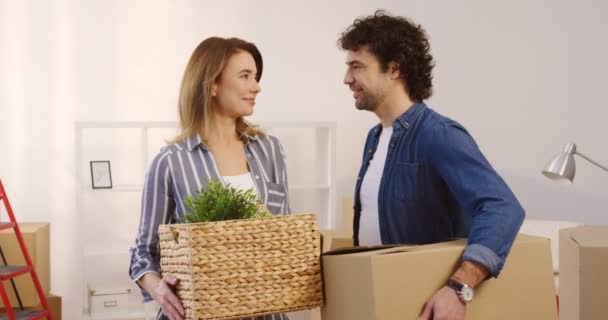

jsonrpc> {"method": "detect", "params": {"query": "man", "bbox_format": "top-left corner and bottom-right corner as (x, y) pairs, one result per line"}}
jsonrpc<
(340, 10), (525, 320)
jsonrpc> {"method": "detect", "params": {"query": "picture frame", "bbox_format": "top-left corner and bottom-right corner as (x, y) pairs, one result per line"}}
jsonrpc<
(90, 160), (113, 189)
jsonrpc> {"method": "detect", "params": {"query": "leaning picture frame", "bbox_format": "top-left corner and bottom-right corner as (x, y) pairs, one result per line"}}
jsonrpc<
(90, 160), (113, 189)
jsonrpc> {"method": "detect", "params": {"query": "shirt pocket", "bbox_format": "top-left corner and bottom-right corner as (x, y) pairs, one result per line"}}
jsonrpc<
(390, 162), (425, 203)
(265, 181), (287, 213)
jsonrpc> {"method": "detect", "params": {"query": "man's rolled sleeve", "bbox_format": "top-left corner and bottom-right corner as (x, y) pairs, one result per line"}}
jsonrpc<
(462, 243), (502, 277)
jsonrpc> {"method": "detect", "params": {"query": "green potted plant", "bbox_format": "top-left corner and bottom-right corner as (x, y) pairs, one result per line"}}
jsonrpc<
(181, 180), (271, 223)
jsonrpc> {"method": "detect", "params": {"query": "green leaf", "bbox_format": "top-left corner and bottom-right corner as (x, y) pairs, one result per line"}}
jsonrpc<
(180, 179), (268, 223)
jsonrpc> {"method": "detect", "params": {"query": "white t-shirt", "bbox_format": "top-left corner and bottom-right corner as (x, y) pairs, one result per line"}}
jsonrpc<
(359, 126), (393, 246)
(222, 172), (258, 197)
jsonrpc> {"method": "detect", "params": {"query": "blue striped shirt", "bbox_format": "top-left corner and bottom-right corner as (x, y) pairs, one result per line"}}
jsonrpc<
(129, 132), (291, 320)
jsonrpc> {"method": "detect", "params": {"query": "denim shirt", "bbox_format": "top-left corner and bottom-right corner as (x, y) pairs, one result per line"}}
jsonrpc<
(353, 102), (525, 277)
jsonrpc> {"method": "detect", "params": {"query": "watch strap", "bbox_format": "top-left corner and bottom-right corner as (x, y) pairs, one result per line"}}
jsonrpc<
(446, 278), (473, 303)
(446, 278), (464, 292)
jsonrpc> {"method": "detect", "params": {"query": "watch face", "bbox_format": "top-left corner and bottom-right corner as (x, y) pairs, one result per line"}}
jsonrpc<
(461, 286), (474, 302)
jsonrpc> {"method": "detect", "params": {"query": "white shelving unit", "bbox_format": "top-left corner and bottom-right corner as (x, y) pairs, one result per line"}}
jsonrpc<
(262, 121), (337, 229)
(75, 121), (337, 227)
(75, 120), (336, 319)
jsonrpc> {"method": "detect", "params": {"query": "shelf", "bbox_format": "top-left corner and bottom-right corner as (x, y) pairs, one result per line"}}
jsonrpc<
(83, 185), (143, 192)
(90, 288), (131, 296)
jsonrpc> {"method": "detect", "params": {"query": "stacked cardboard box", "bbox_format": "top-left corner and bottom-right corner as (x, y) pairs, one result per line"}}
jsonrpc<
(0, 223), (50, 307)
(0, 294), (61, 319)
(45, 294), (62, 320)
(559, 226), (608, 320)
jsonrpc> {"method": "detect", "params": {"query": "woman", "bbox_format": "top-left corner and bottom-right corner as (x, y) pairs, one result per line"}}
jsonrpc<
(129, 37), (291, 320)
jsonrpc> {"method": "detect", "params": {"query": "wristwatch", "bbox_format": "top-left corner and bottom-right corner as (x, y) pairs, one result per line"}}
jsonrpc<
(446, 279), (474, 303)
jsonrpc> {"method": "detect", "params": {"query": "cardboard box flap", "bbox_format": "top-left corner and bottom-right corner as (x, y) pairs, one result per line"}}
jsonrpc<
(518, 233), (551, 242)
(324, 245), (399, 256)
(325, 243), (453, 256)
(376, 239), (466, 256)
(564, 226), (608, 248)
(324, 238), (468, 257)
(13, 223), (48, 233)
(374, 238), (467, 256)
(325, 234), (547, 257)
(410, 238), (466, 250)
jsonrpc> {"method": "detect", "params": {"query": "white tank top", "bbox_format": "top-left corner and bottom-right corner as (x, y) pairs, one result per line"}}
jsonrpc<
(222, 172), (258, 197)
(359, 126), (393, 246)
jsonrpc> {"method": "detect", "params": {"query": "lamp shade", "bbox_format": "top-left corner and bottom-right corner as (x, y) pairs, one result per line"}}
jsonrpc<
(542, 142), (576, 183)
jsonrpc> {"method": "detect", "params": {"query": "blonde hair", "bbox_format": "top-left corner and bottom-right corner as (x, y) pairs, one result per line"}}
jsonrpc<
(171, 37), (265, 144)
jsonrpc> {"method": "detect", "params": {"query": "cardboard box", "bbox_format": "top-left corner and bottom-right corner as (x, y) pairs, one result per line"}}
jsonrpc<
(321, 234), (557, 320)
(46, 294), (62, 320)
(319, 198), (355, 255)
(320, 230), (353, 253)
(0, 223), (50, 307)
(0, 293), (60, 319)
(559, 225), (608, 320)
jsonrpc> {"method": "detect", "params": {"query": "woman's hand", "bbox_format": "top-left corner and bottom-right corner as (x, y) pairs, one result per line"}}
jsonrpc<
(139, 273), (185, 320)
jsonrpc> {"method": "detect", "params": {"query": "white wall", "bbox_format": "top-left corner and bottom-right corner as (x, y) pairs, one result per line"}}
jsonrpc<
(2, 0), (608, 319)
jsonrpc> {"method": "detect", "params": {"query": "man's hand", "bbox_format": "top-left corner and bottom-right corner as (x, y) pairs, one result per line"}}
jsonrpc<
(417, 286), (465, 320)
(418, 260), (488, 320)
(139, 274), (185, 320)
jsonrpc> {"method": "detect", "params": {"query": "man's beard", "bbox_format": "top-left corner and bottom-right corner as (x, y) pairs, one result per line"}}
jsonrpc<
(355, 92), (378, 111)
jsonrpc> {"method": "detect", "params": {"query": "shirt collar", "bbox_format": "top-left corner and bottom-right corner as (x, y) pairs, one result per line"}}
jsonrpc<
(185, 131), (259, 152)
(371, 102), (427, 136)
(394, 101), (426, 130)
(240, 132), (259, 142)
(186, 133), (206, 151)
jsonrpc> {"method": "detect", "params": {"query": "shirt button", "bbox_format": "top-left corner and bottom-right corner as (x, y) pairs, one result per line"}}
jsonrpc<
(255, 175), (260, 179)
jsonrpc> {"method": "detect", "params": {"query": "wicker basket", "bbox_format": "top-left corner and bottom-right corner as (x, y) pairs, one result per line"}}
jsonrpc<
(159, 213), (323, 320)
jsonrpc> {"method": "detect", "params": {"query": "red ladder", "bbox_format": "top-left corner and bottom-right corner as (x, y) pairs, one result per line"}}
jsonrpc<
(0, 179), (52, 320)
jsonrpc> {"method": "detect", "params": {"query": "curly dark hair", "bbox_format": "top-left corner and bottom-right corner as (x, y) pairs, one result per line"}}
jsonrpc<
(339, 10), (435, 102)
